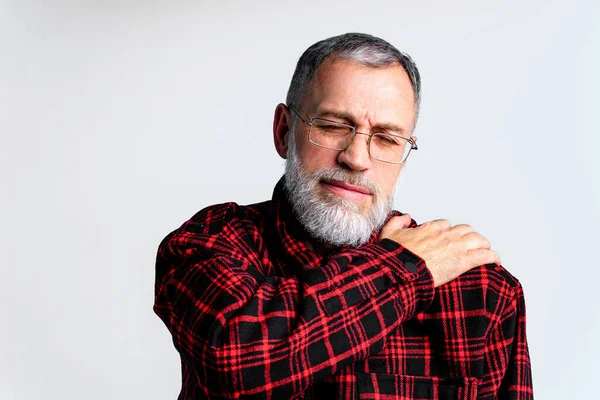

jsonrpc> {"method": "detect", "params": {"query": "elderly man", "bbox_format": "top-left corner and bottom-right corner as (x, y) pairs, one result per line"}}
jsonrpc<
(154, 33), (533, 399)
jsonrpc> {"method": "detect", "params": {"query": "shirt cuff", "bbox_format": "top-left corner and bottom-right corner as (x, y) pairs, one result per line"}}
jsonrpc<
(371, 238), (435, 315)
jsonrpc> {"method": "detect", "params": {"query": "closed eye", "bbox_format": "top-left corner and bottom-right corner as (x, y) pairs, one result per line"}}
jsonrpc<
(374, 134), (403, 146)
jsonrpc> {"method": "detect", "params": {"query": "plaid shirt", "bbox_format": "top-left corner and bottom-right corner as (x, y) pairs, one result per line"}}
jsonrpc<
(154, 178), (533, 399)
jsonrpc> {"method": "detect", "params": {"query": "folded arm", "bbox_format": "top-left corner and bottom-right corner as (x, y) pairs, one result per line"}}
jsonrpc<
(154, 215), (434, 399)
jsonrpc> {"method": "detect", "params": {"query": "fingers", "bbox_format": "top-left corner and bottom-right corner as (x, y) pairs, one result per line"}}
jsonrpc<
(384, 217), (501, 274)
(428, 219), (452, 230)
(456, 227), (498, 269)
(466, 248), (501, 267)
(460, 232), (491, 250)
(386, 214), (412, 230)
(451, 224), (474, 236)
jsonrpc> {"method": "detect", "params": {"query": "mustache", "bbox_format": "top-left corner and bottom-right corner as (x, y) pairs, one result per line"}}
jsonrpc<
(311, 168), (380, 196)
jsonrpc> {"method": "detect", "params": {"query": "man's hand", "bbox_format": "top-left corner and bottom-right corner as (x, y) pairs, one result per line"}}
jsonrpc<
(380, 215), (501, 288)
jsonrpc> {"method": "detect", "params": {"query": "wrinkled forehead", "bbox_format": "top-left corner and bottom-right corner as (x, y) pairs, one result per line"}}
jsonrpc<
(301, 58), (417, 129)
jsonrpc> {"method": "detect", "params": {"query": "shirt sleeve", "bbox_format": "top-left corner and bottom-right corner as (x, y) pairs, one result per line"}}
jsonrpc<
(480, 282), (534, 399)
(154, 223), (434, 399)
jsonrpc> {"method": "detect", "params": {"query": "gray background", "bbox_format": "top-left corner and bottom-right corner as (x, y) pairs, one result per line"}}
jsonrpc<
(1, 0), (599, 399)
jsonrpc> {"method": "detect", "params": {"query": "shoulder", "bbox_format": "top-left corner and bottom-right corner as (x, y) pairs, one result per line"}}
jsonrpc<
(404, 215), (524, 294)
(158, 200), (270, 253)
(468, 263), (525, 316)
(155, 201), (269, 284)
(435, 263), (525, 322)
(478, 263), (522, 291)
(188, 201), (243, 235)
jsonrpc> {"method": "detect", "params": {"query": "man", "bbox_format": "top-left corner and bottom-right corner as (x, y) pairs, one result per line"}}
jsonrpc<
(154, 33), (533, 399)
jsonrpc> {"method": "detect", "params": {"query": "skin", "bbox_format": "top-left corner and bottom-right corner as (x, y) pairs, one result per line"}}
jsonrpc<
(273, 57), (500, 287)
(273, 58), (416, 212)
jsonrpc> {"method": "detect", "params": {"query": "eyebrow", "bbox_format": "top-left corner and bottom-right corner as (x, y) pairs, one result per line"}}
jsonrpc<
(313, 108), (407, 136)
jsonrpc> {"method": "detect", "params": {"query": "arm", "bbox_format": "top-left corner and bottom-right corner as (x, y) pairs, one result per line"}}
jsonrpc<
(480, 282), (533, 399)
(154, 214), (434, 399)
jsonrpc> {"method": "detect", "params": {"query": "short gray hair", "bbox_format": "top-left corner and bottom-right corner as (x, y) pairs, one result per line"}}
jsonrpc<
(286, 32), (421, 119)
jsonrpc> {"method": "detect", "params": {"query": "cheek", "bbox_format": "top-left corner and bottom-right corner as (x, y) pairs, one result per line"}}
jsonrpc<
(374, 167), (402, 195)
(297, 142), (339, 171)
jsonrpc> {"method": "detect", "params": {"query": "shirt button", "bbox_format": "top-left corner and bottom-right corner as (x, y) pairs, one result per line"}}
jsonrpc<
(404, 261), (418, 272)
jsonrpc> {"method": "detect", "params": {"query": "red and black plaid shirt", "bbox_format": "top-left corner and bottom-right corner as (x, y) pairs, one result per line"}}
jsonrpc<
(154, 178), (533, 399)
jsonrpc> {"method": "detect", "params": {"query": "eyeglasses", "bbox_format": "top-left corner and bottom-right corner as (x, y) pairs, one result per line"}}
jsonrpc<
(288, 106), (417, 164)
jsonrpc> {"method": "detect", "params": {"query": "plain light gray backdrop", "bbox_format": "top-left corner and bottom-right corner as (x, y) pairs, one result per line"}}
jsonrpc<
(1, 0), (599, 399)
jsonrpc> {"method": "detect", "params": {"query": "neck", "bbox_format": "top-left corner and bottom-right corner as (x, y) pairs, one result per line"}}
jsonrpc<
(302, 236), (340, 255)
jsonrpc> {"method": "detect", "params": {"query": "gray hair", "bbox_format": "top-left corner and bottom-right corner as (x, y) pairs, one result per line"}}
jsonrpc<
(285, 32), (421, 120)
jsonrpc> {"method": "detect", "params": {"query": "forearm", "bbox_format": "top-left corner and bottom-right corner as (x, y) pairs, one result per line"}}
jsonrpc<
(155, 238), (434, 399)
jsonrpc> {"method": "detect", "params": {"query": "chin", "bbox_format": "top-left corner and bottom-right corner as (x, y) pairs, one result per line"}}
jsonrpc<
(320, 191), (373, 215)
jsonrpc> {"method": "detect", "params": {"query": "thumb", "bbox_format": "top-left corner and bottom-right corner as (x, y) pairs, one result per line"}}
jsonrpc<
(388, 214), (412, 230)
(397, 213), (413, 229)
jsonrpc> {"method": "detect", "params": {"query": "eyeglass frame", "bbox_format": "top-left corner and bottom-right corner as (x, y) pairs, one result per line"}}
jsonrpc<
(287, 105), (417, 164)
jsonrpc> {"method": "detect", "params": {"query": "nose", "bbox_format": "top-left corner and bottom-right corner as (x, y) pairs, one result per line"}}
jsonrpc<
(336, 132), (372, 171)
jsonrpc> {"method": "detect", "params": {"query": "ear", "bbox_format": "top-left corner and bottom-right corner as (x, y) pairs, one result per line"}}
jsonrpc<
(273, 103), (292, 159)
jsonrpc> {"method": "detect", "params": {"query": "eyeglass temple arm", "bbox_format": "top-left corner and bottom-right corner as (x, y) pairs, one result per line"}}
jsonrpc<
(287, 105), (311, 126)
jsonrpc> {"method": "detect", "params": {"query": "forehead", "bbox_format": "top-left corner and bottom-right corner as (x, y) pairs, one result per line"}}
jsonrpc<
(302, 58), (416, 129)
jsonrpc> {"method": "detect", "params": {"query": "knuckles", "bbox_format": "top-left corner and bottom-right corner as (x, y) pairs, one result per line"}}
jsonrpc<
(461, 224), (473, 232)
(422, 219), (452, 230)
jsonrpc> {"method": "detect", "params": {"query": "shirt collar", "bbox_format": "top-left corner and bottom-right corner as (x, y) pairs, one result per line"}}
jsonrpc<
(268, 176), (405, 269)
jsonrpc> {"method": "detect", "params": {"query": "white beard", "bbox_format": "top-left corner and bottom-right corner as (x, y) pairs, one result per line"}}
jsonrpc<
(283, 131), (395, 248)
